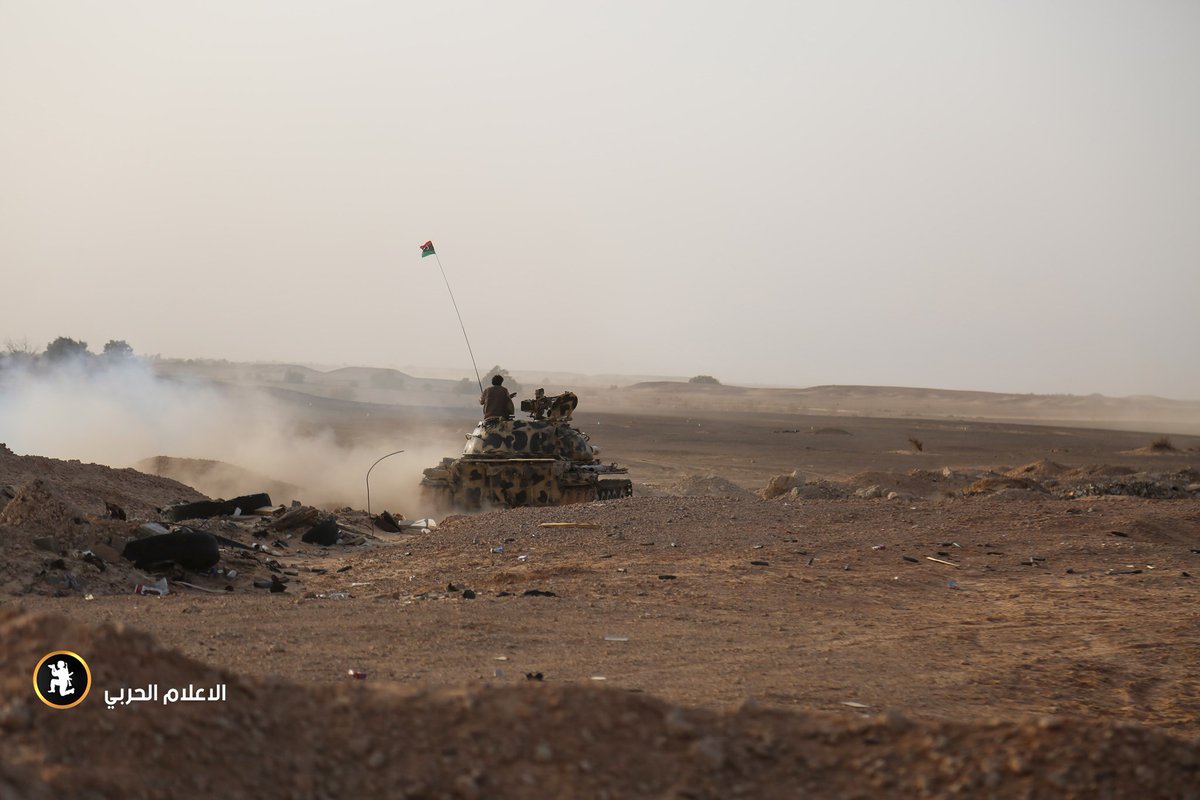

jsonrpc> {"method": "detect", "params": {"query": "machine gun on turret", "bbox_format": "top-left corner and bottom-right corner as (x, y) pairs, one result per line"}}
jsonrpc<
(520, 389), (578, 422)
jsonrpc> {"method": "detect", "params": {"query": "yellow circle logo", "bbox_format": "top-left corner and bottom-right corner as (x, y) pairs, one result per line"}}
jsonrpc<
(32, 651), (91, 709)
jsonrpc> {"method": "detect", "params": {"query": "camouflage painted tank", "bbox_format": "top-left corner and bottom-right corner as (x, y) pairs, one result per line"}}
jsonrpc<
(420, 390), (632, 510)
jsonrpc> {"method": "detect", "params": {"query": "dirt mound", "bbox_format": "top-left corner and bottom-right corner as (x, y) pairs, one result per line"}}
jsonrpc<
(3, 607), (1198, 799)
(0, 450), (220, 597)
(758, 470), (804, 499)
(1121, 516), (1200, 546)
(1064, 464), (1137, 479)
(1005, 459), (1068, 479)
(0, 481), (143, 597)
(783, 480), (853, 500)
(137, 456), (304, 507)
(962, 476), (1050, 496)
(1125, 446), (1182, 455)
(663, 474), (753, 497)
(0, 477), (204, 598)
(759, 468), (984, 501)
(1048, 465), (1200, 500)
(1123, 437), (1181, 455)
(846, 468), (965, 498)
(1061, 477), (1199, 500)
(0, 446), (206, 519)
(0, 479), (89, 539)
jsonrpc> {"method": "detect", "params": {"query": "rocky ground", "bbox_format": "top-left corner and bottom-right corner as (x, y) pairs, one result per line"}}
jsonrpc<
(2, 407), (1200, 798)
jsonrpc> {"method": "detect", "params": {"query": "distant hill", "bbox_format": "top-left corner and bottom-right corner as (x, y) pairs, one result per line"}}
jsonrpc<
(615, 382), (1200, 434)
(150, 360), (1200, 435)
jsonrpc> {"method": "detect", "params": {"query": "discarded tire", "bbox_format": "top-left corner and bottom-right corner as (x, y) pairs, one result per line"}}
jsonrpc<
(161, 493), (272, 522)
(122, 531), (220, 571)
(301, 517), (339, 546)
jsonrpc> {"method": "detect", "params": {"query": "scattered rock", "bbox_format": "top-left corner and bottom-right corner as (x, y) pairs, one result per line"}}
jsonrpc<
(962, 477), (1049, 496)
(269, 505), (321, 532)
(665, 475), (753, 498)
(300, 516), (340, 546)
(758, 470), (805, 500)
(0, 480), (89, 537)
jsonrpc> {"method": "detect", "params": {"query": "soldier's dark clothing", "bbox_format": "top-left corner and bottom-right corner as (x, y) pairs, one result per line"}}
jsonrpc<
(480, 385), (514, 420)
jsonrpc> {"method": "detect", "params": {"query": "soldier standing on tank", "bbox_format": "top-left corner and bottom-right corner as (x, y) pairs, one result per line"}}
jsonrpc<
(481, 374), (515, 422)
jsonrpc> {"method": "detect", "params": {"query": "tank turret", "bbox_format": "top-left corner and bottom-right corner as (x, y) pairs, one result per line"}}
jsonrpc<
(420, 390), (632, 510)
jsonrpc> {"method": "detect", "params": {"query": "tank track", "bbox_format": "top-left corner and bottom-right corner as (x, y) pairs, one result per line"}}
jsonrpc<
(596, 479), (633, 500)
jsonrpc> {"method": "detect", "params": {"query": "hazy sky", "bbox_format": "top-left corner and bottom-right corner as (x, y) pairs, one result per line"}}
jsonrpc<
(2, 1), (1198, 398)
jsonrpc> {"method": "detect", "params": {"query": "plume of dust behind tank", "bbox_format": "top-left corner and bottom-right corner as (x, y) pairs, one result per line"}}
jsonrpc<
(0, 358), (448, 514)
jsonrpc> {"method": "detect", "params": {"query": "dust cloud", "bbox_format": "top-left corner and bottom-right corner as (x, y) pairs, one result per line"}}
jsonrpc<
(0, 359), (450, 515)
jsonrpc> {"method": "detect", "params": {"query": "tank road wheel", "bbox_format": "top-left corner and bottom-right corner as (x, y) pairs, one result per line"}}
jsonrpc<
(597, 479), (633, 500)
(558, 485), (596, 505)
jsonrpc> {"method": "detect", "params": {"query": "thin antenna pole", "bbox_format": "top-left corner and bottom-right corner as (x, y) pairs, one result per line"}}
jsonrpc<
(366, 449), (405, 518)
(433, 252), (483, 393)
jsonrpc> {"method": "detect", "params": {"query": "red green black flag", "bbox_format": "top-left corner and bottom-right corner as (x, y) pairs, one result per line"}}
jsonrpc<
(419, 240), (436, 258)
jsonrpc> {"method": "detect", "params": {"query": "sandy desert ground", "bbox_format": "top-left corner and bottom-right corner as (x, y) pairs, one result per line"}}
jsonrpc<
(2, 371), (1199, 798)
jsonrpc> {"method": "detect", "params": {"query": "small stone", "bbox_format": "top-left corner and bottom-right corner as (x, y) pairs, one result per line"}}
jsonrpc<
(91, 543), (122, 562)
(691, 736), (726, 770)
(664, 707), (695, 737)
(136, 522), (170, 538)
(0, 700), (32, 731)
(453, 774), (481, 800)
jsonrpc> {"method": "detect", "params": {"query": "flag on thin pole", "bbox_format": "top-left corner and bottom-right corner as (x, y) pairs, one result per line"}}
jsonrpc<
(416, 238), (483, 392)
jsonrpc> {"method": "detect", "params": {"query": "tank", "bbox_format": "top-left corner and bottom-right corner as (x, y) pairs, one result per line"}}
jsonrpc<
(420, 390), (632, 510)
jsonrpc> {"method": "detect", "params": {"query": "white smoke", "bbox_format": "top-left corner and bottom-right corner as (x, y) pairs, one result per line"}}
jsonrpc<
(0, 358), (455, 515)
